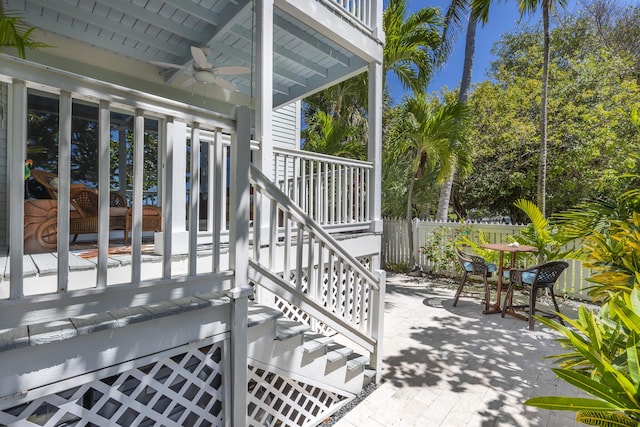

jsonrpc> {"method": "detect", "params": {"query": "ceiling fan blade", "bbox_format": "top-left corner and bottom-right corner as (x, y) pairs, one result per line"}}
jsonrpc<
(151, 61), (190, 70)
(213, 66), (251, 75)
(180, 77), (196, 88)
(213, 76), (237, 91)
(191, 46), (210, 69)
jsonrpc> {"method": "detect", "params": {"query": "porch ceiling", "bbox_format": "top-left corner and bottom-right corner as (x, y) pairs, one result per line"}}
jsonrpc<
(5, 0), (369, 108)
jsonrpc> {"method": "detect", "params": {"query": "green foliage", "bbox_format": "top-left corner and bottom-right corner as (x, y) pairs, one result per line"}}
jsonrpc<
(512, 199), (571, 262)
(419, 226), (460, 275)
(525, 288), (640, 425)
(579, 213), (640, 303)
(525, 170), (640, 424)
(0, 10), (50, 58)
(384, 261), (412, 273)
(456, 4), (640, 220)
(301, 111), (365, 160)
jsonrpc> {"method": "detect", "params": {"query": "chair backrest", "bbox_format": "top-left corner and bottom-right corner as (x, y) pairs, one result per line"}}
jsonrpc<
(30, 169), (59, 199)
(70, 188), (99, 217)
(110, 191), (127, 208)
(533, 261), (569, 284)
(455, 247), (490, 275)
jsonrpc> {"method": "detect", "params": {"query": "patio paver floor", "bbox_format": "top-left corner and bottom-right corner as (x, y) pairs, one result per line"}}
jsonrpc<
(333, 272), (591, 427)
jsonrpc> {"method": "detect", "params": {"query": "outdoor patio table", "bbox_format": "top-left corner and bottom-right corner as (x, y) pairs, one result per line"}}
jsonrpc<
(479, 243), (538, 314)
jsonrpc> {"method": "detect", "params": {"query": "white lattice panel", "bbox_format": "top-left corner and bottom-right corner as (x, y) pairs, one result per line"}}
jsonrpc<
(276, 256), (372, 335)
(247, 366), (351, 427)
(0, 341), (227, 426)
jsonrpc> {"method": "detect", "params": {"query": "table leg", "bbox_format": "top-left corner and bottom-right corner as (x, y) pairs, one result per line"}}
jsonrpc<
(483, 250), (505, 314)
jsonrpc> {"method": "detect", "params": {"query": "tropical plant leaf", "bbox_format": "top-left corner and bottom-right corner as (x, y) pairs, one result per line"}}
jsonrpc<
(627, 332), (640, 386)
(525, 396), (620, 412)
(551, 369), (629, 408)
(576, 410), (638, 426)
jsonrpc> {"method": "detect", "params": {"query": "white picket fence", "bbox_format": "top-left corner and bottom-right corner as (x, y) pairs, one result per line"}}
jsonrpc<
(382, 218), (593, 301)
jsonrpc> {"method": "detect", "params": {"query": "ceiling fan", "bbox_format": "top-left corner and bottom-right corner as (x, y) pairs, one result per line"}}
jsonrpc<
(152, 46), (250, 91)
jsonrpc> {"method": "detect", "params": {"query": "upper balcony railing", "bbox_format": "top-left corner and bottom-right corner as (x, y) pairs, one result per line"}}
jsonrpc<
(319, 0), (382, 34)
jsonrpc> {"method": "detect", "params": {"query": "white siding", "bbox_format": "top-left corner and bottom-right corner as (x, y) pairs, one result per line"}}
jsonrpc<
(272, 101), (300, 150)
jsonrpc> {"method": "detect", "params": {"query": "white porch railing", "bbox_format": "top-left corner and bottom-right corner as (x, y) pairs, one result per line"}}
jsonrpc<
(383, 218), (593, 301)
(249, 164), (385, 375)
(273, 147), (372, 232)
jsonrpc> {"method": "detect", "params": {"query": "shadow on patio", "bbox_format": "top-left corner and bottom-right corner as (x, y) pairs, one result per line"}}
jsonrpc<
(334, 273), (590, 427)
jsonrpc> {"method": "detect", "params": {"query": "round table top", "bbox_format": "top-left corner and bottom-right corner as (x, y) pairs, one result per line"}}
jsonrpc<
(480, 243), (538, 253)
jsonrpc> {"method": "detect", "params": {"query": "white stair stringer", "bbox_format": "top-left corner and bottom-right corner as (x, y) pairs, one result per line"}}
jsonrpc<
(247, 304), (370, 396)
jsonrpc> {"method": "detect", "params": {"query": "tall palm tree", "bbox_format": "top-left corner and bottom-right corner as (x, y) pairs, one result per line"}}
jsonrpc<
(435, 0), (494, 221)
(519, 0), (566, 217)
(471, 0), (566, 216)
(400, 95), (469, 266)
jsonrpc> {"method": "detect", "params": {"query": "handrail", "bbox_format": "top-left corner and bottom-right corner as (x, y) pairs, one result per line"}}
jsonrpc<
(250, 165), (379, 289)
(273, 146), (373, 168)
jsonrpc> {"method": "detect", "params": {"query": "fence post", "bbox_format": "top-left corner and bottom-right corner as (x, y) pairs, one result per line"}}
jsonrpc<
(412, 217), (420, 266)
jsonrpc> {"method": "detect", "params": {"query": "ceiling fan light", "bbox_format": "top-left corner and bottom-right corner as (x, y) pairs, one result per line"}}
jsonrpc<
(193, 70), (218, 84)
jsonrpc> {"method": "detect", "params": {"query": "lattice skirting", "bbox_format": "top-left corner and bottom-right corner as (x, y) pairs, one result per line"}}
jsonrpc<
(0, 335), (229, 426)
(247, 365), (352, 427)
(276, 256), (372, 335)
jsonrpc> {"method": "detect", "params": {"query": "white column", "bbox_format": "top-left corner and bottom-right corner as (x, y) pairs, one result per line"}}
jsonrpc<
(156, 120), (188, 255)
(8, 80), (26, 299)
(368, 61), (383, 233)
(228, 105), (253, 427)
(255, 0), (274, 243)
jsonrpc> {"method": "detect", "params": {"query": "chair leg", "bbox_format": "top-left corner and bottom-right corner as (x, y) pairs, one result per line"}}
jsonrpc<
(482, 275), (490, 313)
(453, 272), (467, 307)
(549, 287), (565, 326)
(529, 287), (537, 331)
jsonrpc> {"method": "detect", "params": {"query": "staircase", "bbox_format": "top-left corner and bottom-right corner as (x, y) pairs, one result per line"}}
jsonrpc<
(246, 304), (374, 426)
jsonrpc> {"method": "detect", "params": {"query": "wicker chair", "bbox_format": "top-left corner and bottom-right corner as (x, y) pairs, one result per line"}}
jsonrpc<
(454, 247), (497, 313)
(501, 261), (569, 330)
(30, 169), (61, 199)
(69, 188), (129, 241)
(30, 169), (85, 199)
(124, 205), (162, 244)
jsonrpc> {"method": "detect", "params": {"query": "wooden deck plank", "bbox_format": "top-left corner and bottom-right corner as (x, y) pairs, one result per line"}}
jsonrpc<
(29, 252), (59, 276)
(63, 253), (99, 271)
(4, 255), (38, 278)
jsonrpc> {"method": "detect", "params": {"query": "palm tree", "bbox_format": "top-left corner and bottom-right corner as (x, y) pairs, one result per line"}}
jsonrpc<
(518, 0), (559, 217)
(302, 111), (365, 160)
(398, 95), (469, 266)
(303, 0), (444, 158)
(383, 0), (443, 97)
(471, 0), (566, 216)
(435, 0), (493, 221)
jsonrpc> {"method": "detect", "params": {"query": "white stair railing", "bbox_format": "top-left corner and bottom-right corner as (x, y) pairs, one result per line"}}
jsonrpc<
(248, 165), (383, 356)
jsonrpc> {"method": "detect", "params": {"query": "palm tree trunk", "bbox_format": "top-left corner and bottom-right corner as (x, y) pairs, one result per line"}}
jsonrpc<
(407, 171), (417, 266)
(537, 0), (550, 217)
(436, 15), (477, 221)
